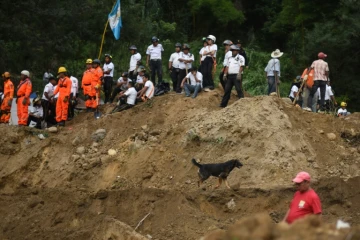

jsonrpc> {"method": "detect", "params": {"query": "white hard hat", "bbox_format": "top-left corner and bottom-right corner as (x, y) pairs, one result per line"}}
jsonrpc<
(21, 70), (30, 77)
(207, 35), (216, 43)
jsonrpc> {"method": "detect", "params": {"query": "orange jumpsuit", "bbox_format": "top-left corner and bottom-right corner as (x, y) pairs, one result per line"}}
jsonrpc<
(53, 77), (72, 122)
(0, 79), (14, 123)
(82, 68), (94, 108)
(91, 66), (103, 108)
(16, 78), (32, 125)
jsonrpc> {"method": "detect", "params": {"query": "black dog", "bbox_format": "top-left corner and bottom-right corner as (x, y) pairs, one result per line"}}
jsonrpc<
(192, 158), (243, 189)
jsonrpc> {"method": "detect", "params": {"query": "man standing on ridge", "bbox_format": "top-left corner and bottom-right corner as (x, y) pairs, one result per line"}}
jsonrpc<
(53, 67), (72, 126)
(82, 59), (94, 112)
(17, 70), (32, 126)
(177, 44), (194, 93)
(146, 36), (164, 85)
(220, 40), (233, 90)
(307, 52), (329, 113)
(265, 49), (283, 95)
(128, 45), (141, 80)
(220, 45), (245, 108)
(103, 54), (114, 104)
(0, 72), (14, 123)
(91, 59), (103, 110)
(169, 43), (182, 92)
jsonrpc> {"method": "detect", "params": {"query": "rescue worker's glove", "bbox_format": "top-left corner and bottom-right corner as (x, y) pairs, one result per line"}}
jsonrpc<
(223, 74), (227, 82)
(7, 99), (12, 106)
(236, 73), (242, 81)
(22, 98), (27, 105)
(63, 96), (69, 103)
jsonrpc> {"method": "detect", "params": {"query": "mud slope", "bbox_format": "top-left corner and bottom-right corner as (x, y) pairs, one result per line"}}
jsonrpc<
(0, 91), (360, 239)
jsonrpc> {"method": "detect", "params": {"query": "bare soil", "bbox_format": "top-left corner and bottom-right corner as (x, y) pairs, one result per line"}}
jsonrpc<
(0, 91), (360, 240)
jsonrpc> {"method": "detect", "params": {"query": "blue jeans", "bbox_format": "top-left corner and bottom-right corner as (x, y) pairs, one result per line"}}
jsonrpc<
(184, 84), (201, 98)
(267, 76), (276, 95)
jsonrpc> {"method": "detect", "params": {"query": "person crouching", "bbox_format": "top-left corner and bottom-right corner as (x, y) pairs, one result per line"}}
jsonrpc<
(112, 80), (137, 113)
(180, 67), (203, 98)
(27, 97), (43, 129)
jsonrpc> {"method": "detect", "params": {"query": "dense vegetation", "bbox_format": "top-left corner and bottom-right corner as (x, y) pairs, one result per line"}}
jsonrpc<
(1, 0), (359, 109)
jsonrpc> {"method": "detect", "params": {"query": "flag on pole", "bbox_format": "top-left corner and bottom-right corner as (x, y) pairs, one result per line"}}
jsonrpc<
(108, 0), (122, 40)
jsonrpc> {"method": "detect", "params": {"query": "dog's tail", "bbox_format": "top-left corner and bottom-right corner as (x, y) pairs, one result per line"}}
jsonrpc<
(191, 158), (202, 168)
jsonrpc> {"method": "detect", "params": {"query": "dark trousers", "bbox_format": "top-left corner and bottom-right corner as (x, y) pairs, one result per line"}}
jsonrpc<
(27, 115), (42, 129)
(177, 69), (187, 93)
(267, 76), (277, 95)
(129, 71), (135, 80)
(201, 57), (214, 89)
(219, 69), (225, 90)
(150, 59), (162, 85)
(220, 74), (243, 107)
(41, 99), (50, 122)
(110, 87), (122, 103)
(68, 93), (77, 119)
(103, 76), (113, 103)
(170, 68), (180, 91)
(308, 80), (326, 111)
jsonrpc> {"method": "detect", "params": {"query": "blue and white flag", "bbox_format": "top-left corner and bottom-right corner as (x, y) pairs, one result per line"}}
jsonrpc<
(108, 0), (122, 40)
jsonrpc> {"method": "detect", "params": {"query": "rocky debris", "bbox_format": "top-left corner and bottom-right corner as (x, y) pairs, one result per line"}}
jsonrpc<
(72, 136), (82, 146)
(108, 149), (117, 156)
(76, 146), (86, 155)
(72, 154), (80, 161)
(226, 199), (236, 210)
(46, 126), (58, 133)
(92, 129), (107, 142)
(28, 196), (44, 208)
(96, 189), (109, 199)
(149, 129), (161, 136)
(327, 133), (337, 141)
(141, 125), (149, 131)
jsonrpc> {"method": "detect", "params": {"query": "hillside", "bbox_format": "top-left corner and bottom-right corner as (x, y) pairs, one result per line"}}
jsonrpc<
(0, 91), (360, 240)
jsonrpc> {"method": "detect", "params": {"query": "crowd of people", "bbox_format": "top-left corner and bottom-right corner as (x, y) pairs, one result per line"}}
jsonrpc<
(0, 35), (351, 128)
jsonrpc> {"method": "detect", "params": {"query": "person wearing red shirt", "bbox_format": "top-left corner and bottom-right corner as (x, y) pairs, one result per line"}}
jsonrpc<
(283, 171), (322, 224)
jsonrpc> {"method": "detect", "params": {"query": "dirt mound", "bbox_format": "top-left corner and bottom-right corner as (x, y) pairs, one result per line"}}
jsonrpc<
(202, 213), (360, 240)
(0, 91), (360, 239)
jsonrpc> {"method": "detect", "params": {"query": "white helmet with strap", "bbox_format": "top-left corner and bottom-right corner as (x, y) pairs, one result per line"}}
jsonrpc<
(207, 35), (216, 43)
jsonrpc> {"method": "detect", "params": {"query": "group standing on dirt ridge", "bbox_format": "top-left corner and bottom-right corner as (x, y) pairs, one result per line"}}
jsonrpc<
(0, 34), (350, 128)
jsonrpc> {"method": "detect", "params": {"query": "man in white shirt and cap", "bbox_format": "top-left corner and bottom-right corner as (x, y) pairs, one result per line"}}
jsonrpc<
(146, 36), (164, 85)
(112, 80), (137, 113)
(265, 49), (283, 95)
(220, 45), (245, 108)
(68, 73), (79, 120)
(168, 43), (182, 92)
(177, 44), (194, 93)
(128, 45), (141, 79)
(180, 67), (203, 98)
(220, 40), (233, 90)
(103, 54), (115, 104)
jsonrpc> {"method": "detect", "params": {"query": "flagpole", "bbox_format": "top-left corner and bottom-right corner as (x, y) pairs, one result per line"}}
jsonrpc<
(98, 19), (109, 59)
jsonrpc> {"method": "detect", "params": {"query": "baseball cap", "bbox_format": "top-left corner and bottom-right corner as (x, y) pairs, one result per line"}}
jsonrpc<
(292, 171), (311, 183)
(318, 52), (327, 59)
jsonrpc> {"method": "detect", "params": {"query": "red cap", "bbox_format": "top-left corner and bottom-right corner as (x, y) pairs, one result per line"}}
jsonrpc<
(292, 171), (311, 183)
(318, 52), (327, 59)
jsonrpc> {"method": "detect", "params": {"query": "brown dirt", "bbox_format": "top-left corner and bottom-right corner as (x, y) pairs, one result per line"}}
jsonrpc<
(0, 91), (360, 240)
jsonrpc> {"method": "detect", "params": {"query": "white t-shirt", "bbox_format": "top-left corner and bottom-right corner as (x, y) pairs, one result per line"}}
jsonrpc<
(70, 76), (78, 95)
(136, 75), (144, 84)
(317, 85), (333, 100)
(124, 87), (137, 105)
(144, 80), (155, 99)
(204, 44), (218, 57)
(117, 77), (128, 91)
(179, 52), (194, 70)
(30, 105), (43, 118)
(129, 53), (141, 71)
(337, 108), (348, 116)
(227, 54), (245, 74)
(199, 47), (206, 61)
(223, 51), (232, 66)
(169, 52), (181, 68)
(186, 72), (203, 88)
(103, 62), (114, 77)
(42, 83), (55, 100)
(289, 85), (299, 98)
(146, 44), (164, 60)
(53, 85), (59, 98)
(265, 58), (281, 77)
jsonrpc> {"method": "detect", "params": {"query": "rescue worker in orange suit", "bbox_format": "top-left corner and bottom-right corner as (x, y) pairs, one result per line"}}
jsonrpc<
(0, 72), (14, 123)
(17, 70), (32, 126)
(91, 59), (103, 111)
(81, 59), (94, 112)
(53, 67), (72, 126)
